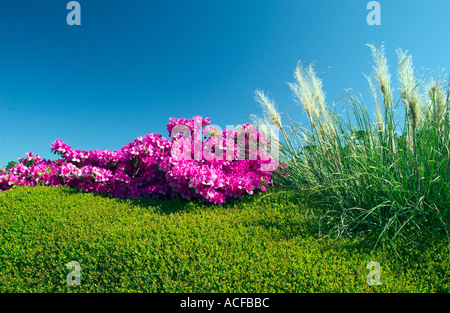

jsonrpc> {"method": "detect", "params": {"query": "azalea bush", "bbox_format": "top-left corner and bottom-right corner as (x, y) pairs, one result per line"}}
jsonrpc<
(0, 116), (277, 204)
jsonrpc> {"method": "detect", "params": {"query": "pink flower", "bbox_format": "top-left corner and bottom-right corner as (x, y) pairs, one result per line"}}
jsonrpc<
(1, 116), (275, 204)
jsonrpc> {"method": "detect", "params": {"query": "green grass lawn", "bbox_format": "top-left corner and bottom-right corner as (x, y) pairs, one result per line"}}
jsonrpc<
(0, 186), (449, 292)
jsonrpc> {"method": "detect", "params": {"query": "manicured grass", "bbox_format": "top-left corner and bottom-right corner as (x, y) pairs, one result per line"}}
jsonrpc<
(0, 186), (449, 292)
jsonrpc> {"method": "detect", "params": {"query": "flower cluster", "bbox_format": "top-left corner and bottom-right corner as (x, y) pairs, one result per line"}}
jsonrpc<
(0, 116), (276, 204)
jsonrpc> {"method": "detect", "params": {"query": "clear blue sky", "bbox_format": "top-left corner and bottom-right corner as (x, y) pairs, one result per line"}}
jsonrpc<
(1, 0), (449, 167)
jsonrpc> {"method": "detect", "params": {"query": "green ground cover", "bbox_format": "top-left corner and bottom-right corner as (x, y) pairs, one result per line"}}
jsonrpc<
(0, 186), (448, 292)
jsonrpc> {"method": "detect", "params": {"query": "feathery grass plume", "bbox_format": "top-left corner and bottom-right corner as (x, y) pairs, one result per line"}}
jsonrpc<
(251, 90), (286, 151)
(288, 62), (319, 125)
(367, 43), (397, 153)
(435, 81), (447, 120)
(309, 65), (326, 113)
(308, 64), (337, 142)
(367, 43), (392, 103)
(288, 62), (338, 147)
(365, 74), (384, 134)
(253, 90), (282, 129)
(427, 78), (447, 124)
(397, 49), (421, 130)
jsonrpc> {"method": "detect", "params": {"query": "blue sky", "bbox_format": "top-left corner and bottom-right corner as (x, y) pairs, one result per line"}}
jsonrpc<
(1, 0), (449, 167)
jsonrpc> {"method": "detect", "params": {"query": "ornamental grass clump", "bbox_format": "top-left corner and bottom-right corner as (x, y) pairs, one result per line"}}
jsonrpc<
(253, 44), (450, 249)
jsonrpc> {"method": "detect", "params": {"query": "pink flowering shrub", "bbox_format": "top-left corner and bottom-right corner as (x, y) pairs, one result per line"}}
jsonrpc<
(0, 116), (277, 204)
